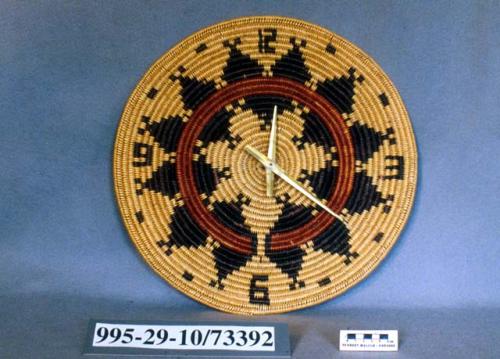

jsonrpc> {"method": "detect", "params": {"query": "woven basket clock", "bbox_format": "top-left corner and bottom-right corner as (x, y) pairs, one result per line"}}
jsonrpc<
(114, 16), (417, 314)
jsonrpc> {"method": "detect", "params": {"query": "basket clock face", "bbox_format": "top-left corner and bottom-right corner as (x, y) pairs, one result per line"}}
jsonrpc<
(114, 16), (417, 314)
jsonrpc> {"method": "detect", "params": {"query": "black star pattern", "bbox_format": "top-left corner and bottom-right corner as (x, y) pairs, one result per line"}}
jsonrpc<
(156, 206), (207, 252)
(222, 38), (264, 83)
(134, 33), (400, 297)
(140, 160), (179, 197)
(265, 238), (306, 289)
(210, 241), (256, 290)
(298, 165), (338, 200)
(193, 161), (230, 196)
(170, 66), (217, 110)
(312, 220), (359, 265)
(345, 170), (390, 215)
(350, 122), (396, 162)
(145, 116), (185, 153)
(296, 111), (335, 149)
(316, 67), (364, 114)
(196, 107), (241, 145)
(271, 37), (311, 84)
(211, 201), (254, 237)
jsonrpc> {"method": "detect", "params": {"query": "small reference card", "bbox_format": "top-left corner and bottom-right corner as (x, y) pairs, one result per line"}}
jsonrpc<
(339, 330), (398, 352)
(84, 320), (290, 358)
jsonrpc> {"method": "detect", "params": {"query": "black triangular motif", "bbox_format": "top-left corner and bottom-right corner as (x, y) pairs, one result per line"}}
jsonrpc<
(197, 107), (234, 143)
(222, 38), (264, 83)
(170, 67), (216, 110)
(211, 242), (255, 289)
(211, 201), (253, 237)
(193, 161), (226, 196)
(168, 206), (207, 249)
(316, 67), (362, 114)
(350, 122), (395, 162)
(312, 219), (358, 263)
(298, 165), (338, 200)
(141, 161), (178, 197)
(271, 37), (311, 84)
(345, 170), (387, 215)
(299, 111), (335, 148)
(266, 237), (306, 282)
(146, 116), (184, 153)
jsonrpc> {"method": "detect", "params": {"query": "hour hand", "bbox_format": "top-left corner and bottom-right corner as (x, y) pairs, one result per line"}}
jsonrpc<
(245, 145), (346, 224)
(266, 105), (278, 196)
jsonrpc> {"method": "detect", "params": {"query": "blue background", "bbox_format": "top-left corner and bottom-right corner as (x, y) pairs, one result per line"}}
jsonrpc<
(1, 1), (499, 357)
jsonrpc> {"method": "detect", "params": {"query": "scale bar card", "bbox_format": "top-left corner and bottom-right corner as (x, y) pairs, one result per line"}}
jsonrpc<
(339, 330), (398, 351)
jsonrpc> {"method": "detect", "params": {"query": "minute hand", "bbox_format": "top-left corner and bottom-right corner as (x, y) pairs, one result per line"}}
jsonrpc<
(245, 145), (345, 224)
(266, 105), (278, 196)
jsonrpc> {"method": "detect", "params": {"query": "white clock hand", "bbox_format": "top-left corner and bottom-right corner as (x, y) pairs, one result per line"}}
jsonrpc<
(266, 105), (278, 196)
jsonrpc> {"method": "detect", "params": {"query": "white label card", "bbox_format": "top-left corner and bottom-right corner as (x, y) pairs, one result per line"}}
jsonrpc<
(92, 323), (275, 351)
